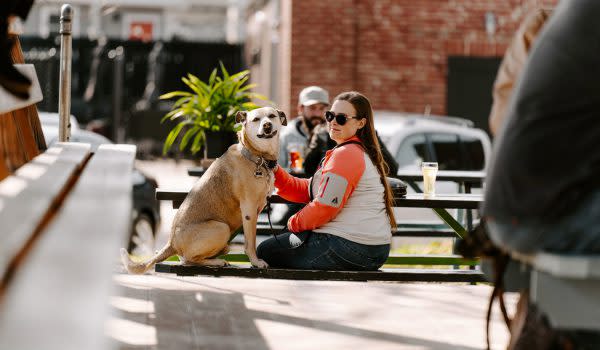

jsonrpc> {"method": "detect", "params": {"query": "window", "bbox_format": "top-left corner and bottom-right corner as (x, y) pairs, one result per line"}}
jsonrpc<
(460, 135), (485, 170)
(395, 133), (428, 170)
(428, 133), (461, 170)
(49, 15), (60, 37)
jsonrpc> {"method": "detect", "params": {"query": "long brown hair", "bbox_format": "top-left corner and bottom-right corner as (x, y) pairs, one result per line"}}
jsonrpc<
(334, 91), (396, 228)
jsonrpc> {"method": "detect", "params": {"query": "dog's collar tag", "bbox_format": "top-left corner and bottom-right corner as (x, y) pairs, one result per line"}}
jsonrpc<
(254, 168), (264, 178)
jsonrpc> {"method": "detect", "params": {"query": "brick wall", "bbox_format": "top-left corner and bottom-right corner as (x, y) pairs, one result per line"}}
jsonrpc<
(288, 0), (557, 116)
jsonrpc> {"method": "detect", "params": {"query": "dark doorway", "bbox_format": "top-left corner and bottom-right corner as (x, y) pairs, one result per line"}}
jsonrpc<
(446, 56), (502, 137)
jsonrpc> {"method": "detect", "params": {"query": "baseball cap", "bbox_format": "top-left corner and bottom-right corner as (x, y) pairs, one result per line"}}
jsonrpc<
(299, 86), (329, 106)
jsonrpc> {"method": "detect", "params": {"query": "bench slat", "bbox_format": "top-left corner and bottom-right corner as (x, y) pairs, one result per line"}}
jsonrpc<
(532, 270), (600, 330)
(0, 143), (90, 282)
(155, 262), (485, 283)
(170, 253), (478, 266)
(0, 144), (136, 350)
(531, 253), (600, 279)
(252, 224), (457, 238)
(509, 253), (600, 330)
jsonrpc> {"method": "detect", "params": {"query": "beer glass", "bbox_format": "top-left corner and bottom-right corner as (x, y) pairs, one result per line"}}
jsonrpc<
(288, 143), (304, 172)
(421, 162), (438, 196)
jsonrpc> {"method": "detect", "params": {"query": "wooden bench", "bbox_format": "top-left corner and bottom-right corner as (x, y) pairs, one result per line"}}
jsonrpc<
(0, 142), (90, 290)
(0, 35), (137, 349)
(510, 253), (600, 330)
(0, 143), (136, 349)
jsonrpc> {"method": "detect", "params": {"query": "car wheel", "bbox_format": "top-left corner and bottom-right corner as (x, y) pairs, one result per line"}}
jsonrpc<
(129, 213), (155, 256)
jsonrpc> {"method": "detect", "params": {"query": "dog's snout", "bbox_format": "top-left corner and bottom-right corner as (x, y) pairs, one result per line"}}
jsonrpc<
(263, 122), (273, 133)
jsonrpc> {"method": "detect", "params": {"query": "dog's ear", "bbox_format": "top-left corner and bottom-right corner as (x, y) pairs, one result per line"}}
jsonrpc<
(277, 110), (287, 126)
(235, 111), (247, 124)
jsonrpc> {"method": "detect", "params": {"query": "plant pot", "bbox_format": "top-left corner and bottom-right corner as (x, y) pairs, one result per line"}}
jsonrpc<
(204, 130), (238, 158)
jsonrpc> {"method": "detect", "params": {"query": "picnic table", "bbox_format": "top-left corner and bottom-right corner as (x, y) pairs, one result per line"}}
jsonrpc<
(156, 190), (481, 238)
(395, 169), (485, 232)
(155, 187), (484, 282)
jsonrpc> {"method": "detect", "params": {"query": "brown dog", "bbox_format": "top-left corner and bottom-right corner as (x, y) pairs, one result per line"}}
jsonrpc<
(121, 107), (287, 273)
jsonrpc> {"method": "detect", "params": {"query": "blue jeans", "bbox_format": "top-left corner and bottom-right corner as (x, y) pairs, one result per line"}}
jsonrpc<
(487, 190), (600, 255)
(257, 231), (390, 271)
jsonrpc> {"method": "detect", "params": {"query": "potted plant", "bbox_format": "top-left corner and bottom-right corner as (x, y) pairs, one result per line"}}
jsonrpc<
(159, 63), (266, 159)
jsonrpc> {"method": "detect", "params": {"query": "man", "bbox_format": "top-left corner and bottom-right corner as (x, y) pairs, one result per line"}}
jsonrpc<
(278, 86), (329, 170)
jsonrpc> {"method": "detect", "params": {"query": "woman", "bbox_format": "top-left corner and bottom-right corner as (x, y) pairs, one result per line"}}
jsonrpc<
(257, 91), (396, 271)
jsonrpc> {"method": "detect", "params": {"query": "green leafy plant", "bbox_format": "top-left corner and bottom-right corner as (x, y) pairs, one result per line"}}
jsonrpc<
(159, 63), (267, 155)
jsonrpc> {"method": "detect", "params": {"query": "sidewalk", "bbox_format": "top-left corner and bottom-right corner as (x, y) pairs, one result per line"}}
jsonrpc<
(109, 273), (516, 350)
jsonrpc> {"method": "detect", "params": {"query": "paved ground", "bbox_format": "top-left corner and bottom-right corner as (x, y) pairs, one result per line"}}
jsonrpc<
(108, 273), (516, 350)
(120, 159), (517, 349)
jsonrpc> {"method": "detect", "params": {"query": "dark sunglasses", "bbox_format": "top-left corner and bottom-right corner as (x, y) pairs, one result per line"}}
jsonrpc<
(325, 111), (361, 125)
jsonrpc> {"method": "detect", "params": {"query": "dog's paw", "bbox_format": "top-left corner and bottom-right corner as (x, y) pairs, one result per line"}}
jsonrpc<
(251, 259), (269, 269)
(202, 258), (230, 267)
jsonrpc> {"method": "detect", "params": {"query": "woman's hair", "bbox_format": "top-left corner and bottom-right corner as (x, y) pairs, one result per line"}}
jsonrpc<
(333, 91), (396, 228)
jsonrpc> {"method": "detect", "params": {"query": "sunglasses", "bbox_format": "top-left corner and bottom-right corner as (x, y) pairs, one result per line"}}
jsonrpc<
(325, 111), (361, 125)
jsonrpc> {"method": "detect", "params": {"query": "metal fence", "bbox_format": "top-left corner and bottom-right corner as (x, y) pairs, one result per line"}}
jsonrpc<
(20, 36), (244, 156)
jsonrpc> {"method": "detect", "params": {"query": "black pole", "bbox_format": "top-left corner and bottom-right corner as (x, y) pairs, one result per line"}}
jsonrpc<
(111, 46), (124, 143)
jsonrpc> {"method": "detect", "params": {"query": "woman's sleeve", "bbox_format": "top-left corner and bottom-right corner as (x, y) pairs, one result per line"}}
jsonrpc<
(287, 145), (365, 232)
(274, 166), (311, 203)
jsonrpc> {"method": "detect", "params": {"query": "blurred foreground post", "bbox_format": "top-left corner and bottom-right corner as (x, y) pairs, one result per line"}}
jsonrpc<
(58, 4), (73, 142)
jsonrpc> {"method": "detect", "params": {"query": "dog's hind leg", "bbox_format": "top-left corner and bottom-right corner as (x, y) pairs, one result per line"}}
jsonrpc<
(175, 220), (231, 267)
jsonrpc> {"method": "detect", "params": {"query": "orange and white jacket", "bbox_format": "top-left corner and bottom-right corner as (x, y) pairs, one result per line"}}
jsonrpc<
(274, 136), (392, 245)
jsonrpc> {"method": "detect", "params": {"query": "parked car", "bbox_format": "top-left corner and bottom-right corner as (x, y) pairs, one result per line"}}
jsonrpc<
(375, 112), (491, 171)
(38, 112), (160, 255)
(374, 111), (492, 227)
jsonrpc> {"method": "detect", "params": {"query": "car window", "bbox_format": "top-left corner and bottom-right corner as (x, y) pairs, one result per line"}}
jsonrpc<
(460, 135), (485, 170)
(395, 133), (428, 170)
(428, 133), (462, 170)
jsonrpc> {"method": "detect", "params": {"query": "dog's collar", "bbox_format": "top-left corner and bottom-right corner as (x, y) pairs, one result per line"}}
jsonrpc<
(241, 147), (277, 171)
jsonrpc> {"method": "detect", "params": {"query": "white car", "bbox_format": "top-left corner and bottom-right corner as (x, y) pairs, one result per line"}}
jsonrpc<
(375, 111), (492, 172)
(374, 111), (492, 227)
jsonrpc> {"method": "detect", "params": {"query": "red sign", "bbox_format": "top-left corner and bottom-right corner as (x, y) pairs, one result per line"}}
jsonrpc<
(129, 22), (153, 42)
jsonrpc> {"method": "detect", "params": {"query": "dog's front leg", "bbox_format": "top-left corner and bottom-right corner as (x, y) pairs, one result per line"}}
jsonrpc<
(240, 201), (268, 268)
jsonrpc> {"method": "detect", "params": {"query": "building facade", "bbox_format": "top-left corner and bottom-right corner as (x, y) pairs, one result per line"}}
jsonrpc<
(245, 0), (557, 132)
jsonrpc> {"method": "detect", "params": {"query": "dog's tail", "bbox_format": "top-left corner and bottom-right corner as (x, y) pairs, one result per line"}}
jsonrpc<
(120, 243), (176, 275)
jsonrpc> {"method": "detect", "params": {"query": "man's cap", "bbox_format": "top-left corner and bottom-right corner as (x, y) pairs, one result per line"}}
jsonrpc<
(299, 86), (329, 106)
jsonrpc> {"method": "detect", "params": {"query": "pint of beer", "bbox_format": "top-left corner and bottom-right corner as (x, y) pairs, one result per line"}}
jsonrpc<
(288, 143), (304, 172)
(290, 150), (303, 171)
(421, 162), (438, 196)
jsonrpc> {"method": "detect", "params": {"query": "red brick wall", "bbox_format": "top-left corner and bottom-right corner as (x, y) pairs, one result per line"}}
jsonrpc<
(289, 0), (557, 116)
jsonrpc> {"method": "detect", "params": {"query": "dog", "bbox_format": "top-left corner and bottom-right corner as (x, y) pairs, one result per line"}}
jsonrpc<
(121, 107), (287, 274)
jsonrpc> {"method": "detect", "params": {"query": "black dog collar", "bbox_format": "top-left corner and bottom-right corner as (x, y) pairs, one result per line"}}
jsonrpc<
(241, 147), (278, 171)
